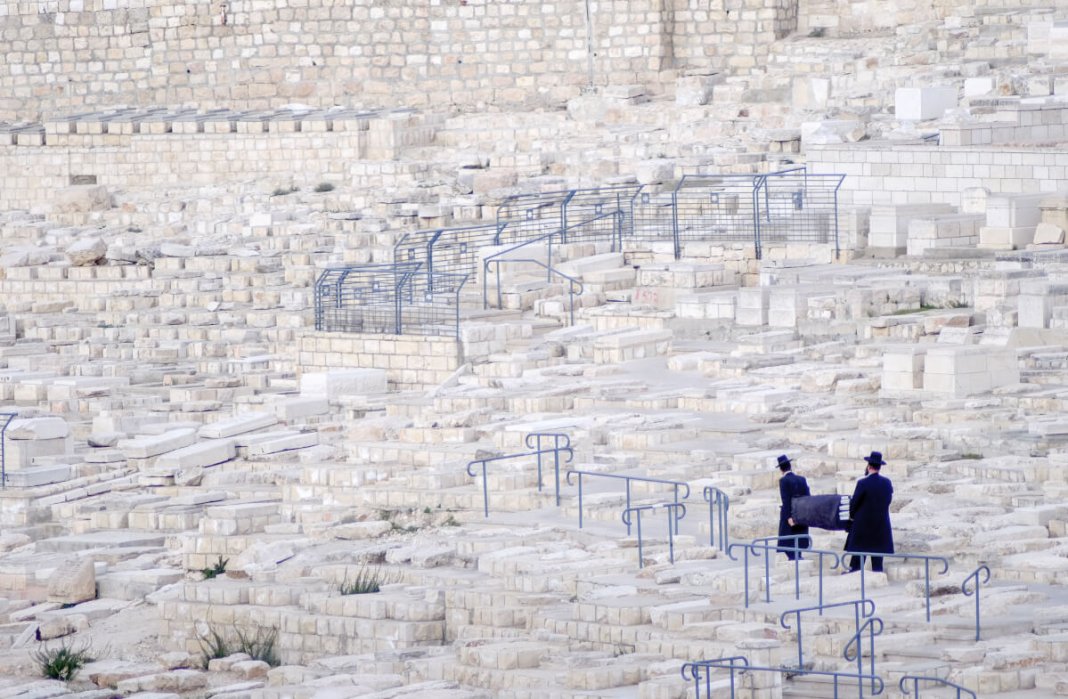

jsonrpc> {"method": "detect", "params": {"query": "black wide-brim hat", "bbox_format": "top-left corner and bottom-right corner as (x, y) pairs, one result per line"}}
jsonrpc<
(864, 451), (886, 466)
(776, 454), (791, 469)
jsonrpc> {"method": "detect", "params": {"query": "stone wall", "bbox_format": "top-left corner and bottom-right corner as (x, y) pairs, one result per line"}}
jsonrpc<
(297, 332), (462, 392)
(0, 109), (439, 211)
(798, 0), (1051, 37)
(809, 144), (1068, 209)
(0, 0), (800, 121)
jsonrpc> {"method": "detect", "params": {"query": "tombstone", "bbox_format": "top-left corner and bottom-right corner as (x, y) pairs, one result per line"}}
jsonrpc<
(895, 87), (958, 121)
(47, 558), (97, 605)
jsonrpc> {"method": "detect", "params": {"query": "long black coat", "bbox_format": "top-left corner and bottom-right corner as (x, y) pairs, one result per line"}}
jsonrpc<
(844, 472), (894, 554)
(777, 472), (811, 551)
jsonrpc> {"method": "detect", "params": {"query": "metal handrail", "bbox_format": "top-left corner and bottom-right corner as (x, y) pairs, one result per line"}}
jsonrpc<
(565, 469), (690, 534)
(485, 257), (584, 325)
(621, 502), (687, 568)
(682, 656), (885, 699)
(780, 599), (876, 671)
(844, 616), (885, 695)
(728, 537), (843, 608)
(844, 551), (951, 622)
(524, 432), (572, 506)
(466, 443), (575, 517)
(899, 675), (976, 699)
(702, 485), (729, 552)
(0, 412), (17, 488)
(962, 564), (991, 641)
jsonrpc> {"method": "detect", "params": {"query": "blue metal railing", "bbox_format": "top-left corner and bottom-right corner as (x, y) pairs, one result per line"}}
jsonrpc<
(466, 440), (575, 517)
(728, 537), (843, 608)
(844, 616), (885, 695)
(525, 432), (572, 506)
(962, 564), (991, 641)
(484, 256), (584, 326)
(900, 675), (976, 699)
(565, 469), (689, 534)
(497, 185), (643, 252)
(314, 263), (469, 339)
(702, 485), (729, 552)
(0, 412), (16, 488)
(682, 656), (885, 699)
(621, 502), (686, 568)
(843, 551), (951, 622)
(322, 174), (846, 339)
(780, 599), (876, 671)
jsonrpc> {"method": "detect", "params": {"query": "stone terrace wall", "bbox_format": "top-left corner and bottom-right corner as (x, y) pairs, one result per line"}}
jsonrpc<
(798, 0), (1053, 37)
(809, 143), (1068, 208)
(0, 0), (800, 121)
(297, 333), (462, 392)
(0, 109), (437, 211)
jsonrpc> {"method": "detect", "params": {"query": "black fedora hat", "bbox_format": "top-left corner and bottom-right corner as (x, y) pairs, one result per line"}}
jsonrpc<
(776, 454), (791, 470)
(864, 451), (886, 466)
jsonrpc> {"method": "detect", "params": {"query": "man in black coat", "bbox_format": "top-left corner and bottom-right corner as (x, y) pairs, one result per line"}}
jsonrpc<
(777, 454), (811, 560)
(844, 451), (894, 573)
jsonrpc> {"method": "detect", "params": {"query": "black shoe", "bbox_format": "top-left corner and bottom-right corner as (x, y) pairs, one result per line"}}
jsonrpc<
(841, 569), (858, 575)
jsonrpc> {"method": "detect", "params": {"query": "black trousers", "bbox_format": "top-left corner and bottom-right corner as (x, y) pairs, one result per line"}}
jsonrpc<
(849, 555), (884, 572)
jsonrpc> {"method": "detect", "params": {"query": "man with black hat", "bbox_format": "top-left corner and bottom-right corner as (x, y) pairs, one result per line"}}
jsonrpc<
(777, 454), (811, 560)
(843, 451), (894, 573)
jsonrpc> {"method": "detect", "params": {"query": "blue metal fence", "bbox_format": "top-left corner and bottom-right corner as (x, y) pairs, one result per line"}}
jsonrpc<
(314, 263), (469, 339)
(320, 172), (845, 338)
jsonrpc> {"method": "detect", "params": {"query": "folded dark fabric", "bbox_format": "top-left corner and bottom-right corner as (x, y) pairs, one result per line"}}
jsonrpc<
(792, 494), (851, 530)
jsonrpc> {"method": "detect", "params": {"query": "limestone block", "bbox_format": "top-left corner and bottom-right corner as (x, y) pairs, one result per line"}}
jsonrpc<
(896, 87), (958, 121)
(117, 428), (197, 459)
(800, 120), (864, 146)
(978, 226), (1035, 250)
(115, 670), (207, 693)
(5, 464), (71, 487)
(7, 417), (69, 440)
(66, 237), (107, 266)
(198, 412), (278, 439)
(964, 77), (996, 98)
(4, 437), (71, 471)
(37, 614), (88, 640)
(882, 347), (926, 391)
(675, 74), (722, 107)
(330, 521), (393, 540)
(635, 159), (675, 185)
(1033, 222), (1065, 245)
(53, 185), (112, 213)
(300, 369), (387, 399)
(923, 346), (1019, 397)
(736, 287), (770, 326)
(793, 76), (831, 110)
(46, 558), (96, 605)
(244, 432), (318, 456)
(987, 193), (1045, 228)
(153, 439), (236, 471)
(270, 396), (328, 420)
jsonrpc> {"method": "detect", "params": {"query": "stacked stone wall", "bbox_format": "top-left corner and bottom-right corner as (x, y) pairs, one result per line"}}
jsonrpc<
(799, 0), (1054, 37)
(810, 144), (1068, 208)
(297, 332), (461, 392)
(0, 0), (801, 121)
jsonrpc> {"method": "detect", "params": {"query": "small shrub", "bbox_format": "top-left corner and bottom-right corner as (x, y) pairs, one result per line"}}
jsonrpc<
(196, 626), (230, 668)
(271, 185), (298, 196)
(33, 638), (94, 681)
(234, 626), (279, 667)
(201, 556), (228, 580)
(443, 514), (460, 527)
(339, 567), (382, 595)
(314, 182), (335, 193)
